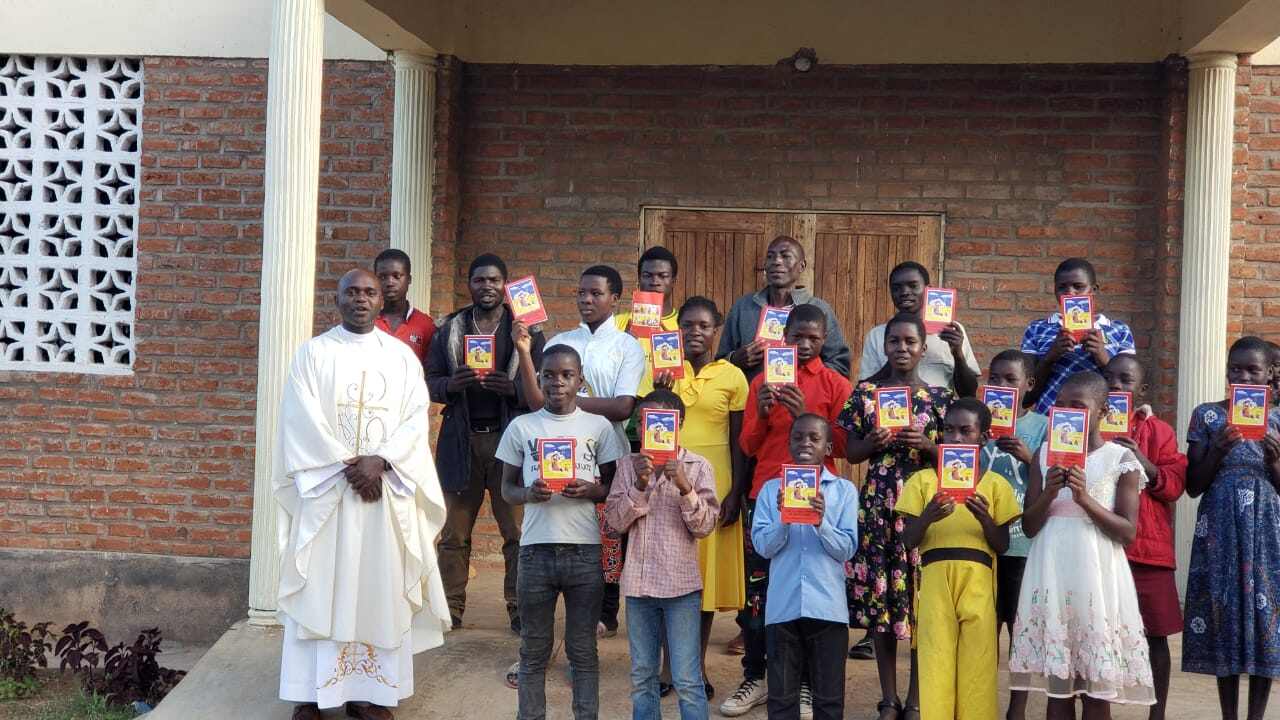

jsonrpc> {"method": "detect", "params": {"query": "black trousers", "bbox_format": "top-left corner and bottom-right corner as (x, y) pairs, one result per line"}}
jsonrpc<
(766, 619), (847, 720)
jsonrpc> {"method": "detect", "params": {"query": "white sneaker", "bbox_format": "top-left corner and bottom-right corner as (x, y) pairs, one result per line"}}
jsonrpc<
(799, 682), (813, 720)
(719, 677), (767, 717)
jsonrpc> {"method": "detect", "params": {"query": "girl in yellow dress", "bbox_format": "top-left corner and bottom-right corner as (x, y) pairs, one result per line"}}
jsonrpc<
(656, 296), (750, 698)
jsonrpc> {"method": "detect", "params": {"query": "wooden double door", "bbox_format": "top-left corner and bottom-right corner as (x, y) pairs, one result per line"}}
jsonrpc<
(641, 207), (944, 382)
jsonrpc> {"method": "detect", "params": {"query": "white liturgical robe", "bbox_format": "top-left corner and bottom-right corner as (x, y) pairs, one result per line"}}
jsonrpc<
(274, 325), (449, 709)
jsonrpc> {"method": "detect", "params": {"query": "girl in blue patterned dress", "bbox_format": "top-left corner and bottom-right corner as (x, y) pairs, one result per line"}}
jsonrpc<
(1183, 335), (1280, 720)
(839, 312), (954, 720)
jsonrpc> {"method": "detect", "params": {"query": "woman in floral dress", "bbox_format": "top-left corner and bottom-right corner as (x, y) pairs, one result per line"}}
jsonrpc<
(1182, 336), (1280, 720)
(839, 312), (953, 720)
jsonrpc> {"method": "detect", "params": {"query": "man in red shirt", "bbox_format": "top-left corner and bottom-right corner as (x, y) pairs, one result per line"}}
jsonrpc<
(1104, 354), (1186, 720)
(720, 304), (851, 717)
(374, 249), (436, 364)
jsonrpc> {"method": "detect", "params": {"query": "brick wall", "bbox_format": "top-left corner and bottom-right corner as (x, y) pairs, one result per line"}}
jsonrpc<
(0, 56), (394, 559)
(1241, 61), (1280, 338)
(451, 62), (1174, 392)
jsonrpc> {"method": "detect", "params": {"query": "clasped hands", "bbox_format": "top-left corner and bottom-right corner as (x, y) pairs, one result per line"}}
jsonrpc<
(343, 455), (388, 502)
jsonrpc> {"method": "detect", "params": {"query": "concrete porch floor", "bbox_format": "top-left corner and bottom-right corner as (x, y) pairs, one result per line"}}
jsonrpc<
(151, 565), (1227, 719)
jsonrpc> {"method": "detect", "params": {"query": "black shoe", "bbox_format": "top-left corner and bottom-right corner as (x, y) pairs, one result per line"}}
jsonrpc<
(848, 636), (874, 659)
(705, 682), (715, 700)
(450, 616), (462, 630)
(659, 682), (674, 697)
(509, 615), (522, 635)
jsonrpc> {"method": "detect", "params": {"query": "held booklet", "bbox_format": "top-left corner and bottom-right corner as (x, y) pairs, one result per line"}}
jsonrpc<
(874, 386), (912, 434)
(1229, 384), (1270, 440)
(537, 438), (576, 492)
(464, 335), (496, 376)
(981, 385), (1019, 438)
(1047, 407), (1088, 468)
(640, 408), (680, 464)
(755, 305), (792, 347)
(649, 330), (685, 379)
(764, 345), (798, 385)
(936, 444), (980, 502)
(780, 464), (821, 525)
(628, 290), (664, 338)
(922, 287), (957, 335)
(1099, 391), (1132, 439)
(505, 276), (549, 327)
(1060, 294), (1093, 342)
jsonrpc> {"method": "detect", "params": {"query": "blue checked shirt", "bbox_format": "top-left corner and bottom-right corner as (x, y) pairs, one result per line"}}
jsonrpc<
(1021, 312), (1135, 413)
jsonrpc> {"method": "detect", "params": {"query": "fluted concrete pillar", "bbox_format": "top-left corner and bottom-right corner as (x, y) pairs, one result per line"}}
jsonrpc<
(390, 51), (437, 312)
(247, 0), (326, 625)
(1175, 52), (1238, 589)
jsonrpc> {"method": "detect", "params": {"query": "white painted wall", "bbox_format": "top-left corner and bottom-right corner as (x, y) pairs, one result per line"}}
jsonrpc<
(0, 0), (385, 60)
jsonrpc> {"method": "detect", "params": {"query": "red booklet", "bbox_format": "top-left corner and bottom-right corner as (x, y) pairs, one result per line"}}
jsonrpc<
(505, 276), (548, 326)
(629, 291), (664, 338)
(936, 444), (980, 502)
(980, 385), (1019, 438)
(1047, 407), (1088, 468)
(649, 330), (685, 379)
(874, 386), (912, 435)
(1229, 384), (1270, 440)
(464, 335), (496, 376)
(537, 438), (576, 492)
(780, 464), (821, 525)
(640, 408), (680, 464)
(1059, 295), (1093, 342)
(1099, 391), (1132, 439)
(755, 305), (792, 347)
(922, 287), (956, 335)
(764, 346), (797, 385)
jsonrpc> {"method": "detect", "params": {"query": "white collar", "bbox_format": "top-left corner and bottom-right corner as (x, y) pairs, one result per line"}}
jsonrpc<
(333, 325), (382, 344)
(578, 315), (621, 338)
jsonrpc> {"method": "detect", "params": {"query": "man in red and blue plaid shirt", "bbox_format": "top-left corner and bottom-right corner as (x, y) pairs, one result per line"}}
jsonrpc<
(1020, 258), (1135, 413)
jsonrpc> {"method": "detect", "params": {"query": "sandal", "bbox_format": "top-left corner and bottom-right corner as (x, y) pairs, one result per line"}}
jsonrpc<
(902, 704), (921, 720)
(876, 698), (904, 720)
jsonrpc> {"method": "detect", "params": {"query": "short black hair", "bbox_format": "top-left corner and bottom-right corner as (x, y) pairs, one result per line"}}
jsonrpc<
(990, 349), (1035, 379)
(1230, 335), (1273, 360)
(947, 397), (992, 432)
(469, 253), (508, 281)
(582, 265), (623, 296)
(1105, 353), (1145, 381)
(883, 311), (927, 342)
(1054, 257), (1097, 285)
(889, 261), (930, 286)
(785, 304), (827, 333)
(541, 344), (582, 370)
(638, 246), (679, 279)
(678, 296), (723, 326)
(638, 388), (686, 417)
(790, 412), (831, 441)
(374, 248), (412, 273)
(1060, 370), (1109, 403)
(768, 235), (805, 261)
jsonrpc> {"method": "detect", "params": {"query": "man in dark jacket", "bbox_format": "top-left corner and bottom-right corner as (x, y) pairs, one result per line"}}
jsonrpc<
(428, 253), (545, 633)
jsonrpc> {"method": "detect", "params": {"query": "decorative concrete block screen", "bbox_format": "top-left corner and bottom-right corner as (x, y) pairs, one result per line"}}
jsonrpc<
(0, 55), (142, 374)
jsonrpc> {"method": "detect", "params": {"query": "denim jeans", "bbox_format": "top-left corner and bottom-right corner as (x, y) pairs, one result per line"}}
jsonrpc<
(626, 591), (708, 720)
(517, 543), (605, 720)
(766, 619), (848, 720)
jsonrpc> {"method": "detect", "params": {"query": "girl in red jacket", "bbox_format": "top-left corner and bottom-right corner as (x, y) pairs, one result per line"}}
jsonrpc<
(1104, 355), (1187, 720)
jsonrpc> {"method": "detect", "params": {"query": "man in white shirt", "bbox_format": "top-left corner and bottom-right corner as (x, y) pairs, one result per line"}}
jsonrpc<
(856, 261), (980, 395)
(274, 269), (450, 720)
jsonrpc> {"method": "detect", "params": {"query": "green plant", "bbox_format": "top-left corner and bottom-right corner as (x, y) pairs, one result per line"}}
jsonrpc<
(0, 606), (53, 697)
(55, 624), (185, 708)
(34, 689), (137, 720)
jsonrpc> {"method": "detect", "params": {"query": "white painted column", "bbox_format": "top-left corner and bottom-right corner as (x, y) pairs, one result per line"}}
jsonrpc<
(247, 0), (327, 625)
(1174, 52), (1238, 590)
(390, 51), (437, 312)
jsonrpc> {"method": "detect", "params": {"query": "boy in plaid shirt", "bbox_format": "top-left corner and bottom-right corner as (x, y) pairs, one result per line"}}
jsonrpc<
(605, 389), (720, 719)
(1020, 257), (1135, 413)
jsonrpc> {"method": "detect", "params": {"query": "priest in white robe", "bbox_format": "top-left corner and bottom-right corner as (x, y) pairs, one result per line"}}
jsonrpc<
(274, 268), (450, 720)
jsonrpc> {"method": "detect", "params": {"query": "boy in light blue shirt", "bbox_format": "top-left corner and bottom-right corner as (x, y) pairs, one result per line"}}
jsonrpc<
(979, 350), (1047, 720)
(751, 414), (858, 720)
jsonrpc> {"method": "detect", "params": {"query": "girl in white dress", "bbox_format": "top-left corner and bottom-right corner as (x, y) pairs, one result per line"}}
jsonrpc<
(1008, 371), (1155, 719)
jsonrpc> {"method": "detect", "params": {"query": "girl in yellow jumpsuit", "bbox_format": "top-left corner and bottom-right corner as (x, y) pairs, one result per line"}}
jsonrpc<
(896, 398), (1021, 720)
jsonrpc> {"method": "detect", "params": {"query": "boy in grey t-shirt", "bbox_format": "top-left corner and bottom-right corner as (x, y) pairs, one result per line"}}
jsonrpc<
(498, 344), (626, 719)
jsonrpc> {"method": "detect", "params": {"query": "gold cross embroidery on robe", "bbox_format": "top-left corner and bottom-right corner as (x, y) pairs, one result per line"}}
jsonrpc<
(336, 370), (390, 455)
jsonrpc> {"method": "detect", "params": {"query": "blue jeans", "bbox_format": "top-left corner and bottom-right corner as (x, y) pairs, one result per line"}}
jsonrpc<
(626, 591), (708, 720)
(517, 544), (604, 720)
